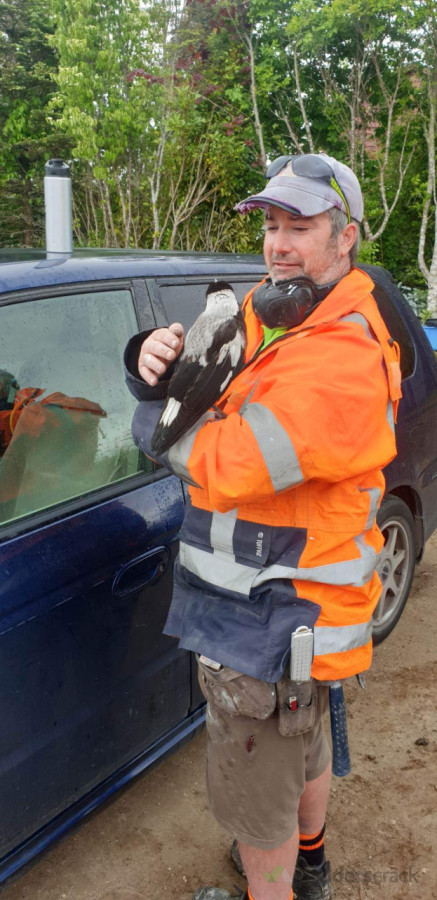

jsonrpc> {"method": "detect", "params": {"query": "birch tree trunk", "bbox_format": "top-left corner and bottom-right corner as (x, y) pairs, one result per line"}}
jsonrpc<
(418, 64), (437, 315)
(293, 47), (314, 153)
(245, 30), (266, 167)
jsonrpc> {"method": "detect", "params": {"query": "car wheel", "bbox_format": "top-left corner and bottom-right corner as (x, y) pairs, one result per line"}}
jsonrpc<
(373, 495), (416, 644)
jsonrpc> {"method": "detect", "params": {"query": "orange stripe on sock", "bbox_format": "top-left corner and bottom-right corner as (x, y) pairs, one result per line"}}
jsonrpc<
(299, 830), (323, 841)
(248, 889), (293, 900)
(299, 836), (325, 851)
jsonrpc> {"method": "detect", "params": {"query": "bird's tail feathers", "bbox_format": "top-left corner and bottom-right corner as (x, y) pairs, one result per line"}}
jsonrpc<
(151, 415), (197, 456)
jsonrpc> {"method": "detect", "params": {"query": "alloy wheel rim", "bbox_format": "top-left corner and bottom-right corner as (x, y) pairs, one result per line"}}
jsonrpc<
(374, 516), (410, 629)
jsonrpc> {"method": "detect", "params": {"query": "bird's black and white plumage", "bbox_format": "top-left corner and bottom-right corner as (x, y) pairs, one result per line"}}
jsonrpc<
(151, 281), (246, 455)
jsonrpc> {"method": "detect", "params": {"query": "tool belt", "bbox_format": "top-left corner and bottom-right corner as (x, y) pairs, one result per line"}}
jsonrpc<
(197, 657), (318, 737)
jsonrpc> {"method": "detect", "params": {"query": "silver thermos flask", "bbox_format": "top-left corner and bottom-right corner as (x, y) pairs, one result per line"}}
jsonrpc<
(44, 159), (73, 255)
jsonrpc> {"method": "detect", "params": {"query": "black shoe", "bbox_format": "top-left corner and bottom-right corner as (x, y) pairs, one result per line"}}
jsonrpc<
(292, 856), (333, 900)
(192, 889), (248, 900)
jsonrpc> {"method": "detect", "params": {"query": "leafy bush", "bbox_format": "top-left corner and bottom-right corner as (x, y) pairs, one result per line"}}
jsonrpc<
(397, 283), (429, 320)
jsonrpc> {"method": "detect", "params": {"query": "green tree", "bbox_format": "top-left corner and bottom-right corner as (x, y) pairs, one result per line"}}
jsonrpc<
(0, 0), (70, 246)
(50, 0), (247, 249)
(50, 0), (164, 246)
(284, 0), (418, 245)
(1, 0), (433, 282)
(412, 0), (437, 313)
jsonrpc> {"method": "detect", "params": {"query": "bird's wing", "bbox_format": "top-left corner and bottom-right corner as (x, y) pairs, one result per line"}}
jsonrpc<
(151, 316), (245, 455)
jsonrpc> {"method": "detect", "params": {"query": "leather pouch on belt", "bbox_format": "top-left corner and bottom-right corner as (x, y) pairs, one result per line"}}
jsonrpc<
(276, 678), (317, 737)
(197, 659), (276, 719)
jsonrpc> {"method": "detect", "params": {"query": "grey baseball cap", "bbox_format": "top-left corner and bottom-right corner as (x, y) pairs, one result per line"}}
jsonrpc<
(234, 153), (363, 223)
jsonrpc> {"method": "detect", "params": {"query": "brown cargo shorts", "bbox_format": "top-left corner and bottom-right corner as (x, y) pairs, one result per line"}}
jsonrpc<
(197, 658), (331, 849)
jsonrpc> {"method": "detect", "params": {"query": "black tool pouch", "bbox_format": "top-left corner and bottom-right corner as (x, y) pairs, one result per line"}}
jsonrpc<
(197, 658), (276, 720)
(276, 678), (318, 737)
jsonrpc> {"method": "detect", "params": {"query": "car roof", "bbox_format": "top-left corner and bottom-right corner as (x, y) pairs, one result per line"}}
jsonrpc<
(0, 249), (266, 294)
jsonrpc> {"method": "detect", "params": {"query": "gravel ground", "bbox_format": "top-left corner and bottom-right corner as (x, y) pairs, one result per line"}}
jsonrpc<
(3, 533), (437, 900)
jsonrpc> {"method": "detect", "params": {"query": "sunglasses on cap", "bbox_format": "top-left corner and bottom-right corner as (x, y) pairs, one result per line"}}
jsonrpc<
(266, 154), (351, 223)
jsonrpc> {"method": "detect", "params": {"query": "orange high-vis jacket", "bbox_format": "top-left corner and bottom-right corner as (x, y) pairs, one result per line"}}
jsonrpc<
(160, 268), (402, 682)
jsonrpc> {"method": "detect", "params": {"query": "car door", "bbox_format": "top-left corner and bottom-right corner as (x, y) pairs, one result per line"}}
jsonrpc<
(0, 280), (189, 865)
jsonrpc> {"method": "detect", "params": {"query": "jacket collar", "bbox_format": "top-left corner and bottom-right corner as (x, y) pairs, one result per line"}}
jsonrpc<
(243, 267), (376, 360)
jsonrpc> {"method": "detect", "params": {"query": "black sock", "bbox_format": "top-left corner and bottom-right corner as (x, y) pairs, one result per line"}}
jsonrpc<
(299, 823), (326, 867)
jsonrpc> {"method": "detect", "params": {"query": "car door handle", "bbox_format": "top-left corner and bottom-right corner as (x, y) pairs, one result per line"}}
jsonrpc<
(112, 546), (171, 598)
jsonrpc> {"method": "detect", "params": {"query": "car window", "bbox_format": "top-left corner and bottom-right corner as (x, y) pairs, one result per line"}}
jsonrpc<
(0, 288), (155, 528)
(157, 279), (263, 332)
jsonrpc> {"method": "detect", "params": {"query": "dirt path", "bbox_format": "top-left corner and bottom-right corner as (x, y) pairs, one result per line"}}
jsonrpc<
(3, 534), (437, 900)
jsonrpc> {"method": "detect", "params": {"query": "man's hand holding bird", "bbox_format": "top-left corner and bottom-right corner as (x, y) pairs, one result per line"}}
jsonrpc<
(138, 321), (184, 387)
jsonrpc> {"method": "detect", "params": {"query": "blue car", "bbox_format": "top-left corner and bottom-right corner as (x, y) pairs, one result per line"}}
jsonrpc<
(0, 248), (436, 883)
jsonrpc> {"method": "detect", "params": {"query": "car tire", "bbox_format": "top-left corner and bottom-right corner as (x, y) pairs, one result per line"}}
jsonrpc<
(372, 495), (417, 644)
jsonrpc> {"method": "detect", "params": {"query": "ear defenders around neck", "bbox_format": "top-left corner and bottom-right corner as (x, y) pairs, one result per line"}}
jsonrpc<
(251, 276), (339, 329)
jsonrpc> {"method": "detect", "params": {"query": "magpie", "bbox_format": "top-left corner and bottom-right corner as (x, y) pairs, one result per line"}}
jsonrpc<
(151, 281), (246, 455)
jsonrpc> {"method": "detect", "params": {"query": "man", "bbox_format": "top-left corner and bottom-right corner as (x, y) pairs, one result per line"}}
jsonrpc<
(124, 154), (401, 900)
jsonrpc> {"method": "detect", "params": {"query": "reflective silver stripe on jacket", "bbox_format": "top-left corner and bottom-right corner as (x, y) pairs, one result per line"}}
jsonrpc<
(241, 403), (304, 491)
(293, 534), (379, 587)
(263, 534), (379, 587)
(167, 412), (213, 486)
(179, 541), (304, 596)
(210, 508), (237, 555)
(387, 399), (395, 433)
(292, 559), (378, 586)
(314, 620), (373, 655)
(339, 312), (373, 340)
(179, 532), (380, 595)
(179, 542), (257, 595)
(358, 487), (381, 529)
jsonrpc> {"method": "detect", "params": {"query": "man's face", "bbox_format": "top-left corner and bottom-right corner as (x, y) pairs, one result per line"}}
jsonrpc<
(263, 205), (352, 285)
